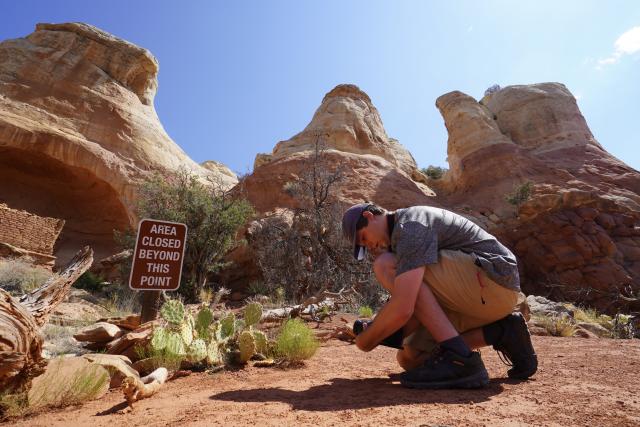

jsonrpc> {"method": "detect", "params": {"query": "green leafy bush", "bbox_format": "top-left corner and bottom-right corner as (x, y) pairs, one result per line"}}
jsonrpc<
(275, 318), (319, 362)
(420, 165), (448, 180)
(506, 182), (533, 207)
(73, 271), (104, 292)
(131, 169), (254, 302)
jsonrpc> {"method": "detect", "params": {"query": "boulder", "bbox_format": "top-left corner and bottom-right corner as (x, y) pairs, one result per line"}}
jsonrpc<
(576, 321), (610, 338)
(96, 314), (141, 331)
(73, 322), (125, 343)
(82, 353), (137, 388)
(28, 356), (109, 407)
(526, 295), (574, 317)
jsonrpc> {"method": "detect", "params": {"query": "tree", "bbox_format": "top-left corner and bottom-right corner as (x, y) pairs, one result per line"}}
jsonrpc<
(136, 169), (253, 302)
(251, 137), (384, 307)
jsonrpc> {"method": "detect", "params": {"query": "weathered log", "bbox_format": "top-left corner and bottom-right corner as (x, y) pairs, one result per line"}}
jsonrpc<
(262, 286), (360, 322)
(19, 246), (94, 327)
(122, 367), (168, 408)
(0, 289), (46, 391)
(0, 246), (93, 391)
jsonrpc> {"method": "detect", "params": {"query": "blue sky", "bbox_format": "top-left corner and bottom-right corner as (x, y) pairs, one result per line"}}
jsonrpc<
(4, 1), (640, 174)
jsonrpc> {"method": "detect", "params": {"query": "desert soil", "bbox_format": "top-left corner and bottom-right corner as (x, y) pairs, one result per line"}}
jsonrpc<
(10, 328), (640, 427)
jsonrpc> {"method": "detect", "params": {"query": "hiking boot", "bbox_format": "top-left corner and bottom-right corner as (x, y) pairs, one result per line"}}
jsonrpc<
(493, 312), (538, 379)
(399, 349), (489, 389)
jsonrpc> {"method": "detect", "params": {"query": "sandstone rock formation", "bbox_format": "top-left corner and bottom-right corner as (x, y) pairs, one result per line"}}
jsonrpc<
(225, 85), (437, 288)
(0, 23), (236, 265)
(247, 84), (435, 213)
(435, 83), (640, 312)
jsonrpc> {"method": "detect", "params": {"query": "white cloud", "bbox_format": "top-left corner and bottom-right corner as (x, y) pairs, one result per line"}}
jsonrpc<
(597, 26), (640, 67)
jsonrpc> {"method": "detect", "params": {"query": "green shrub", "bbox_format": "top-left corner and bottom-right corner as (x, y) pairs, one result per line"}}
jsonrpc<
(275, 318), (319, 362)
(131, 169), (254, 302)
(358, 306), (374, 318)
(0, 258), (52, 296)
(506, 182), (533, 207)
(73, 271), (104, 292)
(420, 165), (448, 180)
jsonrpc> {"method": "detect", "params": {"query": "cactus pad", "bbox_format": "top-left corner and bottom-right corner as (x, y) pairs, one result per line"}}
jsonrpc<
(180, 322), (193, 346)
(235, 319), (246, 333)
(150, 327), (168, 351)
(252, 330), (268, 354)
(165, 331), (186, 355)
(161, 299), (185, 325)
(243, 302), (263, 326)
(206, 341), (222, 366)
(188, 339), (208, 362)
(238, 330), (256, 363)
(196, 307), (214, 332)
(218, 313), (235, 340)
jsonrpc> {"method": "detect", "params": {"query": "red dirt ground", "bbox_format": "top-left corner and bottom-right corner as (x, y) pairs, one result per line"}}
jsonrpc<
(10, 334), (640, 426)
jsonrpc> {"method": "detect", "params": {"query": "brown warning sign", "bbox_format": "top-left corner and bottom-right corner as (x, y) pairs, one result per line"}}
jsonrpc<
(129, 219), (187, 291)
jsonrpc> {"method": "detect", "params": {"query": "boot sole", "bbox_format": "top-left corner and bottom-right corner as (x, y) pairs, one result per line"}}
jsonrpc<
(400, 370), (490, 390)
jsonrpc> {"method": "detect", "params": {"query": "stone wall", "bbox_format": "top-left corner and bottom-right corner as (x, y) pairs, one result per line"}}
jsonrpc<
(0, 203), (64, 255)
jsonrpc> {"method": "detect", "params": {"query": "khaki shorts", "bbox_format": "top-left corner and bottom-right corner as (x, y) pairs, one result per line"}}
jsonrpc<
(404, 250), (522, 353)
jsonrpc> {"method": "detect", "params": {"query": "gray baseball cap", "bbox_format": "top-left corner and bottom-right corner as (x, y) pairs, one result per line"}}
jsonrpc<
(341, 203), (371, 261)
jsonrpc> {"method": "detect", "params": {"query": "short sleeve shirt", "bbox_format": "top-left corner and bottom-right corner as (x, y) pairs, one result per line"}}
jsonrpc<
(390, 206), (520, 291)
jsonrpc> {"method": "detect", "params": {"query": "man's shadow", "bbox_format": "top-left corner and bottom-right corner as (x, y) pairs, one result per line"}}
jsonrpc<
(211, 375), (510, 412)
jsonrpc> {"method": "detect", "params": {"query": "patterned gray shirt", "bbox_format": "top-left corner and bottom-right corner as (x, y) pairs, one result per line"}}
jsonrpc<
(390, 206), (520, 291)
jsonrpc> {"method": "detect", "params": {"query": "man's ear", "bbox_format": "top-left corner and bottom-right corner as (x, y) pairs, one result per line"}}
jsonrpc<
(362, 210), (374, 220)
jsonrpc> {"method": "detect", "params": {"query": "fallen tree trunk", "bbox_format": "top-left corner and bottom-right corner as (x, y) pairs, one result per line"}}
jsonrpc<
(0, 246), (93, 392)
(20, 246), (94, 327)
(122, 367), (169, 408)
(0, 289), (47, 392)
(261, 286), (360, 323)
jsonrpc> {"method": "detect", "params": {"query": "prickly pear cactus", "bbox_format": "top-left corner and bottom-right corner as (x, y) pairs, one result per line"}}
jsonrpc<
(206, 341), (222, 366)
(235, 319), (246, 333)
(180, 322), (194, 346)
(252, 330), (268, 354)
(161, 299), (185, 325)
(186, 312), (195, 331)
(196, 307), (214, 339)
(165, 331), (186, 355)
(151, 327), (168, 351)
(238, 330), (256, 363)
(244, 302), (263, 327)
(218, 313), (235, 340)
(188, 339), (208, 362)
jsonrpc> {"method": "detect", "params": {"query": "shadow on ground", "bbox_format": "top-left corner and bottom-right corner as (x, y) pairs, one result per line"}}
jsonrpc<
(210, 376), (508, 411)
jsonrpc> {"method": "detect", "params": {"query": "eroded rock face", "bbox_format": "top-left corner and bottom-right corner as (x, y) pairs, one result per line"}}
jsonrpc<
(435, 83), (640, 312)
(224, 85), (437, 289)
(255, 84), (430, 187)
(0, 23), (236, 265)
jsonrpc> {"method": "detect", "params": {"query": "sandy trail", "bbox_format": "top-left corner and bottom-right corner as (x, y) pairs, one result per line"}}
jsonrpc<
(10, 334), (640, 427)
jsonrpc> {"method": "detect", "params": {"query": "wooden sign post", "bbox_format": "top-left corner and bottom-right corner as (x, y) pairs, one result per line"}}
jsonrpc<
(129, 219), (187, 323)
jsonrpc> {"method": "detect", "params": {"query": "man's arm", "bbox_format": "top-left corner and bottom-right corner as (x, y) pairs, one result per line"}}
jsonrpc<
(355, 266), (425, 352)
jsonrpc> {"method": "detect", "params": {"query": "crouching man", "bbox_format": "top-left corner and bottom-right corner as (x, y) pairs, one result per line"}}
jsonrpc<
(341, 203), (537, 389)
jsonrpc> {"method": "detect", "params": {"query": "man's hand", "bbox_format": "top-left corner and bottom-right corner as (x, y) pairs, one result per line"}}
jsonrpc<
(354, 266), (425, 351)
